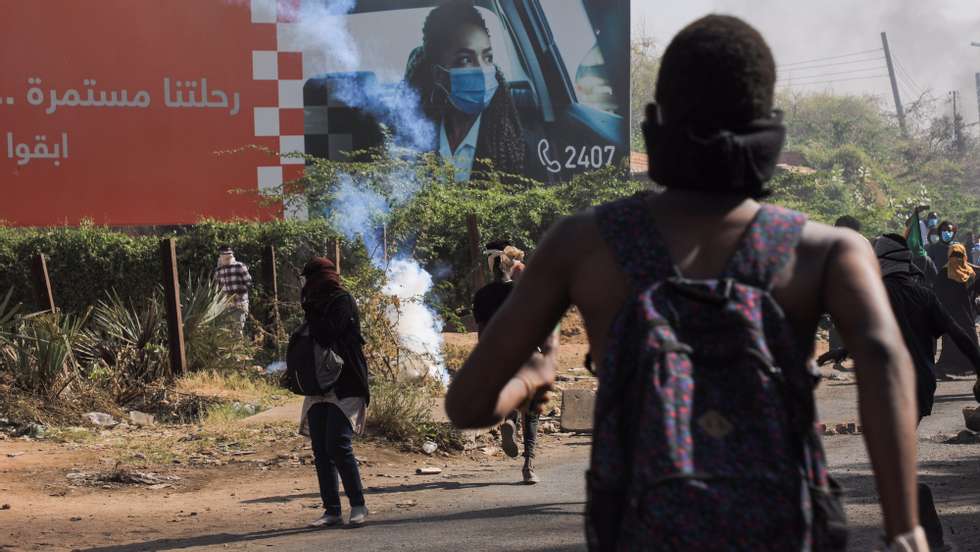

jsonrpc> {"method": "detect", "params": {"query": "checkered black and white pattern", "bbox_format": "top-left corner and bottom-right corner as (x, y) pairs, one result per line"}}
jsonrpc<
(250, 0), (390, 221)
(214, 262), (253, 308)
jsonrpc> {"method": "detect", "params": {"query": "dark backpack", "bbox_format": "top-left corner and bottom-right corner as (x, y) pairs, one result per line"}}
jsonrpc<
(587, 196), (846, 551)
(282, 322), (344, 396)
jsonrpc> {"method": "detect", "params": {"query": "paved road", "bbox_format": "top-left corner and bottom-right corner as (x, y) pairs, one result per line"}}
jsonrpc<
(817, 378), (980, 551)
(82, 380), (979, 552)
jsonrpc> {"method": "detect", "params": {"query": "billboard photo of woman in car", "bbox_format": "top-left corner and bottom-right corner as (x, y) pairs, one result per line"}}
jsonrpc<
(404, 1), (526, 181)
(301, 0), (629, 185)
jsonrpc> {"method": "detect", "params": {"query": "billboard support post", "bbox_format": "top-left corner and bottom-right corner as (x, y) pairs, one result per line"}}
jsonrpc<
(31, 254), (56, 313)
(159, 239), (187, 376)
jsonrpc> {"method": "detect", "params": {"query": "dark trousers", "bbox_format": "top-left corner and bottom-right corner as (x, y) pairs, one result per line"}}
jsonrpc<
(916, 417), (944, 547)
(308, 402), (365, 515)
(506, 410), (539, 459)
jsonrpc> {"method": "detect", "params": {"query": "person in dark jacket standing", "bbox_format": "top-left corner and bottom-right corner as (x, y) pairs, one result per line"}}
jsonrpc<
(926, 220), (956, 272)
(934, 242), (980, 378)
(298, 257), (371, 528)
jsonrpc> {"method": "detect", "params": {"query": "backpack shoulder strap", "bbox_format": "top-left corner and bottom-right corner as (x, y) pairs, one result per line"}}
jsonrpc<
(594, 191), (675, 287)
(722, 204), (807, 290)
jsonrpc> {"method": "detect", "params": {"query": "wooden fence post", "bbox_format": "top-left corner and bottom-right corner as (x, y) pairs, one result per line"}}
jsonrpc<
(334, 239), (342, 275)
(30, 254), (56, 313)
(159, 239), (187, 376)
(466, 213), (485, 289)
(262, 245), (281, 346)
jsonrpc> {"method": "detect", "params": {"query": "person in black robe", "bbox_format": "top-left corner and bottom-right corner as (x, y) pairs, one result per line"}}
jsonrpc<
(934, 242), (980, 378)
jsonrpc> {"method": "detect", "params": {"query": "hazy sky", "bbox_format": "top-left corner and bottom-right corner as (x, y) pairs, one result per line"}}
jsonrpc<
(630, 0), (980, 125)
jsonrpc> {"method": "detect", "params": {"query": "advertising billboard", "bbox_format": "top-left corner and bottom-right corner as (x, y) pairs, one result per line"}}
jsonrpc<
(0, 0), (628, 227)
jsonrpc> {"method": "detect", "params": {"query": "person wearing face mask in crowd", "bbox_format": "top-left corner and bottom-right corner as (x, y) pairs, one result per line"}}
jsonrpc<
(926, 220), (957, 272)
(404, 0), (526, 182)
(923, 212), (940, 244)
(933, 242), (980, 379)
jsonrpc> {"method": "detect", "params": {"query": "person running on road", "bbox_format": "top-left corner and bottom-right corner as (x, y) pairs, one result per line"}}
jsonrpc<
(472, 241), (548, 484)
(820, 234), (980, 550)
(448, 15), (924, 551)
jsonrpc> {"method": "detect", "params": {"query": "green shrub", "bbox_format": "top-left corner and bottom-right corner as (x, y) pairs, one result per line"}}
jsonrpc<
(0, 219), (371, 317)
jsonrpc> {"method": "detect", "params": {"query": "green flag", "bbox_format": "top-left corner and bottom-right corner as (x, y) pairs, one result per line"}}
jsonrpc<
(906, 211), (927, 258)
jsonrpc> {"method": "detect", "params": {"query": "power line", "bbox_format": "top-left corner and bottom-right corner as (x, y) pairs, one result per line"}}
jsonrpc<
(896, 75), (918, 103)
(780, 74), (891, 87)
(892, 55), (925, 97)
(778, 56), (887, 72)
(778, 48), (883, 68)
(778, 65), (887, 81)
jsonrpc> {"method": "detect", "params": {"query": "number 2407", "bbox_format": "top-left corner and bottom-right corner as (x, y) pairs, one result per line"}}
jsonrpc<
(564, 145), (616, 169)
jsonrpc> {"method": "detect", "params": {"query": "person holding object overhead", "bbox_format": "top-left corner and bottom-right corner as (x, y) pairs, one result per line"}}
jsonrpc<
(447, 15), (924, 551)
(472, 241), (549, 484)
(297, 258), (371, 528)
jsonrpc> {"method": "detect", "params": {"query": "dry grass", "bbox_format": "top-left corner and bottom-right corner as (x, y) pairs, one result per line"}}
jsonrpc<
(176, 370), (283, 405)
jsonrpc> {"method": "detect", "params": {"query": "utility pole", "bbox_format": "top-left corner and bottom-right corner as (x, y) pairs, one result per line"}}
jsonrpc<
(881, 32), (907, 136)
(973, 43), (979, 127)
(950, 91), (965, 154)
(975, 73), (980, 127)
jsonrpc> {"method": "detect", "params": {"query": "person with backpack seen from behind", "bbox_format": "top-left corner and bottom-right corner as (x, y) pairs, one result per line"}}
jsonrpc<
(297, 257), (370, 528)
(447, 15), (923, 551)
(819, 234), (980, 550)
(213, 245), (252, 336)
(472, 241), (549, 484)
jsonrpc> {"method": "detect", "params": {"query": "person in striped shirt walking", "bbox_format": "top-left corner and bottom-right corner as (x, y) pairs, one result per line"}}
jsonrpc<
(213, 245), (252, 335)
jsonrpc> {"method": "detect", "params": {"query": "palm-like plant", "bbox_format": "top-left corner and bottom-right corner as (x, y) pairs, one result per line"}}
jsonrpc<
(1, 309), (90, 397)
(82, 291), (169, 401)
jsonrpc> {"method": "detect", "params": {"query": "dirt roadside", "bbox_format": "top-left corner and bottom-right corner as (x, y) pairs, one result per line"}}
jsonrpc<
(0, 322), (594, 552)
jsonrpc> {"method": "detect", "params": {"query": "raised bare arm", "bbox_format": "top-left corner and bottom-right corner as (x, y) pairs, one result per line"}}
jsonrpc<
(821, 229), (919, 539)
(446, 217), (577, 428)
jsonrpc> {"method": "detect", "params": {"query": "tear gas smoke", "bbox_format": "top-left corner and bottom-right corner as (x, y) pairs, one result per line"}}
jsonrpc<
(248, 0), (447, 381)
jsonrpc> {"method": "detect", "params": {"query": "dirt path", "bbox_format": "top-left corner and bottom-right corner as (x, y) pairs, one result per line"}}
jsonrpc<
(2, 325), (979, 551)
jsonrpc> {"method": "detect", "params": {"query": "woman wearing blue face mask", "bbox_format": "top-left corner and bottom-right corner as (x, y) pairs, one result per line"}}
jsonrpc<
(926, 220), (957, 273)
(405, 0), (526, 182)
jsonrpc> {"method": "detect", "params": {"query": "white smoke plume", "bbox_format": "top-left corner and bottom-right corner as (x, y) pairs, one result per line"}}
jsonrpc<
(251, 0), (447, 381)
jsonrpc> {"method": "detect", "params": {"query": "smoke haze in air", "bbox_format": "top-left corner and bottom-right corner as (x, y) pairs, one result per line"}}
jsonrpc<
(634, 0), (980, 124)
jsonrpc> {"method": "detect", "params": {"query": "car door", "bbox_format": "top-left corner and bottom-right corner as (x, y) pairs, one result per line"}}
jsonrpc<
(498, 0), (629, 183)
